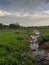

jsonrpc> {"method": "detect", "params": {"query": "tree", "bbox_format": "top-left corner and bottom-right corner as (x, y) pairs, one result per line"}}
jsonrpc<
(9, 23), (20, 29)
(0, 23), (3, 28)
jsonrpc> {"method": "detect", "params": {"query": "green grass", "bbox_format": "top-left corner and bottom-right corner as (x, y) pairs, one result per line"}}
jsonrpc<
(0, 28), (36, 65)
(1, 26), (49, 65)
(0, 28), (29, 44)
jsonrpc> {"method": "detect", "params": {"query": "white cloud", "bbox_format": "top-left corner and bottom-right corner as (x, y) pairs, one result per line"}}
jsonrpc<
(11, 12), (22, 17)
(0, 10), (11, 16)
(24, 10), (49, 19)
(31, 10), (49, 18)
(0, 10), (49, 26)
(0, 10), (49, 19)
(22, 14), (29, 17)
(14, 10), (49, 19)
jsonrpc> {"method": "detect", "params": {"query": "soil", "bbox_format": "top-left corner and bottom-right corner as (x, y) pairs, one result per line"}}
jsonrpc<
(39, 41), (49, 53)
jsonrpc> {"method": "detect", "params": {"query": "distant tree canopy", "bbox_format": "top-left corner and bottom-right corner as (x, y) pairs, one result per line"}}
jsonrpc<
(0, 23), (49, 29)
(0, 23), (3, 28)
(0, 23), (21, 29)
(9, 23), (20, 28)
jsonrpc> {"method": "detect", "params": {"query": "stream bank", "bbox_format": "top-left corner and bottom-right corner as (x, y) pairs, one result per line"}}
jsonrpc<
(39, 41), (49, 53)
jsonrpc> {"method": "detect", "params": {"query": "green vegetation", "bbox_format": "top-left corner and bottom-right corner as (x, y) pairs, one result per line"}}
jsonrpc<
(0, 23), (49, 65)
(38, 27), (49, 44)
(0, 23), (36, 65)
(30, 26), (49, 44)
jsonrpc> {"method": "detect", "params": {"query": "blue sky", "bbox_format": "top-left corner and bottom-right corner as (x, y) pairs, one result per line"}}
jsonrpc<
(0, 0), (49, 26)
(0, 0), (49, 12)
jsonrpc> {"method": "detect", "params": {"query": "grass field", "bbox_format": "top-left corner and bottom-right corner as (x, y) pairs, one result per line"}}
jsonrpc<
(0, 28), (36, 65)
(0, 26), (49, 65)
(0, 28), (29, 44)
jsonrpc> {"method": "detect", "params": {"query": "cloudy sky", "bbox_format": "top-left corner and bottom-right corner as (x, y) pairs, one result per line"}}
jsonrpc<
(0, 0), (49, 26)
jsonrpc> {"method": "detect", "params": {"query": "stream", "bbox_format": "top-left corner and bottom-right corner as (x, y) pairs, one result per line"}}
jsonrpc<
(30, 30), (49, 65)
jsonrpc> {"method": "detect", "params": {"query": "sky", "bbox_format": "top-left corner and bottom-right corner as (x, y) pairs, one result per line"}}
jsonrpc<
(0, 0), (49, 26)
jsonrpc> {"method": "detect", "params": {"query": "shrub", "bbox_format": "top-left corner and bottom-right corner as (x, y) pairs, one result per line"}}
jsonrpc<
(17, 37), (24, 40)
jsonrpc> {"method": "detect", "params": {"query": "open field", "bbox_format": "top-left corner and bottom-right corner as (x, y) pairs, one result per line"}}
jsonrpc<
(0, 28), (30, 44)
(0, 28), (36, 65)
(0, 26), (49, 65)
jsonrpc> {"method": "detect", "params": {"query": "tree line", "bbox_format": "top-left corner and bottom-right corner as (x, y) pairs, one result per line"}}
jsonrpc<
(0, 23), (21, 29)
(0, 23), (49, 29)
